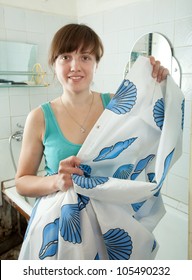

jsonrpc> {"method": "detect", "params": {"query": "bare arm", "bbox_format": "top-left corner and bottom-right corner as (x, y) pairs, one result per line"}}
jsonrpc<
(15, 107), (83, 197)
(15, 107), (56, 197)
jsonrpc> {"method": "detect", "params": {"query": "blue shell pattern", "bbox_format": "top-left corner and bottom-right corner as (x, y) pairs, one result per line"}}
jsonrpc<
(130, 154), (155, 180)
(153, 98), (164, 130)
(39, 218), (59, 259)
(103, 228), (133, 260)
(95, 253), (100, 260)
(77, 194), (90, 210)
(132, 200), (146, 212)
(152, 240), (157, 252)
(73, 163), (109, 189)
(79, 164), (91, 177)
(152, 149), (175, 192)
(38, 165), (92, 259)
(106, 79), (137, 114)
(131, 155), (155, 212)
(113, 164), (134, 179)
(73, 174), (109, 189)
(147, 172), (156, 183)
(39, 202), (84, 259)
(60, 204), (81, 244)
(93, 137), (137, 162)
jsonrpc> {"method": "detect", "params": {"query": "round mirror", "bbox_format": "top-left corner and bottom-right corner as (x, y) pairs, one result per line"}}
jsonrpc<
(124, 33), (181, 87)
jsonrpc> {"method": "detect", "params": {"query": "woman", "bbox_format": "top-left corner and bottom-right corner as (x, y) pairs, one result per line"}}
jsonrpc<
(15, 23), (169, 198)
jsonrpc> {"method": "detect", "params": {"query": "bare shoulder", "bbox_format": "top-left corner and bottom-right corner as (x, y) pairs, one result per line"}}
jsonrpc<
(24, 106), (45, 139)
(27, 106), (44, 122)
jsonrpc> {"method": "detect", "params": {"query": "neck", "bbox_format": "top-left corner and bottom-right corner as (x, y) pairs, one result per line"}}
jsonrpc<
(61, 90), (94, 106)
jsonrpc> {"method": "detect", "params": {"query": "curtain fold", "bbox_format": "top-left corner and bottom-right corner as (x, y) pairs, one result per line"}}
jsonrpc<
(19, 56), (184, 260)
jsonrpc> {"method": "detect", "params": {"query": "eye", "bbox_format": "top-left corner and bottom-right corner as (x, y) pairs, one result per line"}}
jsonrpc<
(60, 55), (69, 60)
(58, 54), (71, 62)
(81, 55), (91, 61)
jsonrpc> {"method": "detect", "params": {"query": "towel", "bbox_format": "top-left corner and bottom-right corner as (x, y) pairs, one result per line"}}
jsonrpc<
(19, 56), (184, 260)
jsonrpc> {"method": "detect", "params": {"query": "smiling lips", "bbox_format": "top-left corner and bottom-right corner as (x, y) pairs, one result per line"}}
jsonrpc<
(68, 75), (84, 81)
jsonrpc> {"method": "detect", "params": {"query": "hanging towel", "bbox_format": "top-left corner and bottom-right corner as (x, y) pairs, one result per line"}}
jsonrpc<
(19, 56), (184, 260)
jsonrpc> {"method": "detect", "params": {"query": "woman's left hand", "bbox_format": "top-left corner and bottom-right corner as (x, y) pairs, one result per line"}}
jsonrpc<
(150, 56), (169, 83)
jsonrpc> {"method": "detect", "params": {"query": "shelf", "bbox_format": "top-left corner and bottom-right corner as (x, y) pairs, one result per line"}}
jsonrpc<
(0, 71), (46, 76)
(0, 63), (48, 88)
(0, 84), (48, 88)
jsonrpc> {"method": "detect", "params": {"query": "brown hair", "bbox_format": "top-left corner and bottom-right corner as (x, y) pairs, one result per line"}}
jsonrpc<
(48, 23), (104, 65)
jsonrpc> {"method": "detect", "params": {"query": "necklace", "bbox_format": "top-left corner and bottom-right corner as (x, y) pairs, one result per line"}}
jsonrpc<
(60, 93), (94, 133)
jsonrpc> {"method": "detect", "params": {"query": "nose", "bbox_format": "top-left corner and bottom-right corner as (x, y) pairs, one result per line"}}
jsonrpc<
(70, 58), (81, 72)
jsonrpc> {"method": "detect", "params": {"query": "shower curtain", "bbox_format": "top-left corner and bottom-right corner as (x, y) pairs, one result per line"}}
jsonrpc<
(19, 56), (184, 260)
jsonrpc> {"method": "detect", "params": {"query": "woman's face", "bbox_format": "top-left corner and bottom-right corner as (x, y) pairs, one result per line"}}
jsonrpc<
(54, 49), (97, 94)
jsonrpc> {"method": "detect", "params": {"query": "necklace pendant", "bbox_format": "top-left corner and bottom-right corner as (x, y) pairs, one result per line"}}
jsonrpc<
(80, 127), (86, 133)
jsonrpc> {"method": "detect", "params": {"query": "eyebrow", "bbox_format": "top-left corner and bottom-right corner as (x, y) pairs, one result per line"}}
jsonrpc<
(79, 50), (92, 54)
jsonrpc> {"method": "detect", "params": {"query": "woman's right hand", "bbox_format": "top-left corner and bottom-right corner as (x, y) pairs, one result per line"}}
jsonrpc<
(56, 156), (84, 192)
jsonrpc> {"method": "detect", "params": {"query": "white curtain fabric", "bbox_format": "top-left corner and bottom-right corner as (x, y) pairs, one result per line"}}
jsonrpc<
(19, 56), (184, 260)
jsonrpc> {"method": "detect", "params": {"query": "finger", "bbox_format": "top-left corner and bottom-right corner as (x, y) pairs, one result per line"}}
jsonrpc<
(60, 156), (82, 168)
(71, 166), (84, 176)
(162, 68), (169, 80)
(59, 156), (82, 171)
(149, 56), (156, 66)
(57, 174), (73, 192)
(157, 67), (169, 83)
(152, 60), (161, 79)
(67, 155), (82, 167)
(59, 165), (83, 176)
(157, 66), (165, 82)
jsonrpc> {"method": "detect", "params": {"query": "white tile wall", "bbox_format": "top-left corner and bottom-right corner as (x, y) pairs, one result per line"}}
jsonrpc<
(0, 138), (15, 187)
(29, 94), (48, 110)
(182, 75), (192, 101)
(175, 0), (192, 19)
(10, 95), (30, 117)
(6, 29), (27, 42)
(134, 0), (154, 27)
(79, 13), (104, 38)
(0, 7), (4, 29)
(118, 29), (135, 54)
(0, 96), (10, 117)
(102, 31), (118, 54)
(174, 18), (192, 47)
(174, 47), (192, 74)
(4, 6), (26, 31)
(167, 174), (188, 204)
(0, 117), (11, 139)
(154, 0), (175, 23)
(26, 10), (45, 33)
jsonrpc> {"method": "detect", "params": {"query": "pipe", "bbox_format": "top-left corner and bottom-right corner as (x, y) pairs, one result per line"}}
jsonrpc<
(8, 126), (29, 204)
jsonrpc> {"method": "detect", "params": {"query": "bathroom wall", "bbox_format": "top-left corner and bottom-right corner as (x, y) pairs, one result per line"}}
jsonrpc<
(0, 0), (191, 233)
(0, 0), (77, 16)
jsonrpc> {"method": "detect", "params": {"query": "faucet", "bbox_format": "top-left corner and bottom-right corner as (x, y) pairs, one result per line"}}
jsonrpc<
(9, 123), (24, 172)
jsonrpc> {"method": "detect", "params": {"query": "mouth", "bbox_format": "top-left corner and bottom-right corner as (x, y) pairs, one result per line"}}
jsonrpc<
(68, 76), (84, 81)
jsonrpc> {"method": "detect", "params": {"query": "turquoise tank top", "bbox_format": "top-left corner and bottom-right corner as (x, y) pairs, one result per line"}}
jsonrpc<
(41, 93), (111, 175)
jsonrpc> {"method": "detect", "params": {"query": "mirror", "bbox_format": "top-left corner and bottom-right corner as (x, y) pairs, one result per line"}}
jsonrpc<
(124, 32), (181, 87)
(0, 41), (37, 83)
